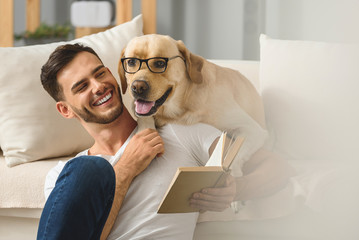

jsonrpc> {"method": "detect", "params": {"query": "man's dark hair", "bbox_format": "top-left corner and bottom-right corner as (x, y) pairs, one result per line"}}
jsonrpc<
(41, 43), (102, 101)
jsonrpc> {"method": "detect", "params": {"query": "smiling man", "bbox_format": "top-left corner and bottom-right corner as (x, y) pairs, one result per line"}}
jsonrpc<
(37, 43), (237, 240)
(53, 52), (124, 125)
(37, 43), (293, 240)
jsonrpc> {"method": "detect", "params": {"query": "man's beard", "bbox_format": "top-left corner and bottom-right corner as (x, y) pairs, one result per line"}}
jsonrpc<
(72, 87), (124, 124)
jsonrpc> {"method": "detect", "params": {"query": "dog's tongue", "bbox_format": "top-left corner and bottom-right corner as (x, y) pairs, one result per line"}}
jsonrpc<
(135, 100), (155, 114)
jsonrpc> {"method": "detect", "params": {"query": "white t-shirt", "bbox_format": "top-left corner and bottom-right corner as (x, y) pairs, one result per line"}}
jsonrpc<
(44, 123), (221, 240)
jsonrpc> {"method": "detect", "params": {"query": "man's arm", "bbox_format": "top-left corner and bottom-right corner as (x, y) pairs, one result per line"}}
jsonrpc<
(234, 148), (296, 201)
(189, 148), (295, 211)
(100, 129), (164, 240)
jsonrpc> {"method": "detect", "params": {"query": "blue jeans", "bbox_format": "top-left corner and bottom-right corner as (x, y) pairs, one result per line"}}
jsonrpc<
(37, 156), (116, 240)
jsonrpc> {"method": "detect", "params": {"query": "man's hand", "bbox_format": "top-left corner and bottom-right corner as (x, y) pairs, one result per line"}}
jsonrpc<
(101, 129), (164, 240)
(118, 128), (165, 177)
(189, 175), (236, 212)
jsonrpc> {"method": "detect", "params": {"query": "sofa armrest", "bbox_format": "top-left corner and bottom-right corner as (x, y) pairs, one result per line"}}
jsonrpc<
(0, 155), (70, 209)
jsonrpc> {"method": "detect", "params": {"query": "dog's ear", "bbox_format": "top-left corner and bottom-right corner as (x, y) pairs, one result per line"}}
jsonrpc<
(118, 47), (127, 94)
(176, 40), (204, 84)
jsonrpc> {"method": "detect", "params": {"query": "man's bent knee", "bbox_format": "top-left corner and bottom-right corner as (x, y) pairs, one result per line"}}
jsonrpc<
(63, 156), (116, 197)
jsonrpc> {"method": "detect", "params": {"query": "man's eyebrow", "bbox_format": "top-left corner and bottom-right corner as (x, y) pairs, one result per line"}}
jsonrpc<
(71, 79), (86, 93)
(92, 65), (105, 75)
(70, 65), (105, 93)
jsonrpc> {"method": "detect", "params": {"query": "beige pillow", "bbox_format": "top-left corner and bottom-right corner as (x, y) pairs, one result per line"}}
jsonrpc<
(0, 15), (143, 167)
(260, 34), (359, 163)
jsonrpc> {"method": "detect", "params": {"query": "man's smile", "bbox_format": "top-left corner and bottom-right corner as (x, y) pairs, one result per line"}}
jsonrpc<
(93, 91), (113, 106)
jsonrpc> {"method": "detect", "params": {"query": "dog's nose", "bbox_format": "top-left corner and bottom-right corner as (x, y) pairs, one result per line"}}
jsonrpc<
(131, 80), (149, 97)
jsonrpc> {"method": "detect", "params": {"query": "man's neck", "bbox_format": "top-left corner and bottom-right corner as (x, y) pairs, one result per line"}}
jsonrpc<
(84, 108), (137, 156)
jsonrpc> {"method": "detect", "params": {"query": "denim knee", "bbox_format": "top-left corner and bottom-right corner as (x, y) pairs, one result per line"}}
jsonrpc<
(69, 155), (114, 177)
(63, 156), (116, 198)
(37, 156), (116, 240)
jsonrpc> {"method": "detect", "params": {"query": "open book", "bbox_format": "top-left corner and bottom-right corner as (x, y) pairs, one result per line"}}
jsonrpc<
(157, 132), (245, 213)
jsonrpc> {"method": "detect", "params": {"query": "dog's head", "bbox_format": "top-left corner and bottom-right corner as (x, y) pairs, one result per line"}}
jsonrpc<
(118, 34), (205, 118)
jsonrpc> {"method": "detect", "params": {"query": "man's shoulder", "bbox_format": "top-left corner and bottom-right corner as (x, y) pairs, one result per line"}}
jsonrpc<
(158, 123), (221, 145)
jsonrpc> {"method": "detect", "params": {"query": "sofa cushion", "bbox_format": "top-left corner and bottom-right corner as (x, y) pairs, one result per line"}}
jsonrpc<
(0, 15), (142, 167)
(209, 60), (260, 91)
(260, 34), (359, 164)
(0, 155), (63, 208)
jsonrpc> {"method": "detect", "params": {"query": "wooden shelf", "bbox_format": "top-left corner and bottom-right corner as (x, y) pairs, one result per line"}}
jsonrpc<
(0, 0), (157, 47)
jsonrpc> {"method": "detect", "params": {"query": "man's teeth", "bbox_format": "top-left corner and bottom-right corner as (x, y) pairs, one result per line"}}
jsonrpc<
(94, 93), (112, 106)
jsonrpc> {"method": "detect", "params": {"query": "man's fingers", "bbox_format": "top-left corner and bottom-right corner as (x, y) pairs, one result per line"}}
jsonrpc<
(134, 129), (162, 146)
(188, 175), (237, 212)
(138, 129), (164, 156)
(145, 132), (164, 152)
(189, 193), (232, 212)
(200, 187), (235, 197)
(189, 199), (230, 212)
(149, 134), (164, 146)
(138, 129), (163, 145)
(153, 140), (165, 156)
(191, 192), (233, 204)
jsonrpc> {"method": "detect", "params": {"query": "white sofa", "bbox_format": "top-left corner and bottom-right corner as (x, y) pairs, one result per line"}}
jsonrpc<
(1, 16), (359, 240)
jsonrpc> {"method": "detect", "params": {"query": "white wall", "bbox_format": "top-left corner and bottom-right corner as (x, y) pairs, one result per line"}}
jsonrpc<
(156, 0), (246, 60)
(154, 0), (266, 60)
(13, 0), (359, 59)
(14, 0), (265, 60)
(265, 0), (359, 43)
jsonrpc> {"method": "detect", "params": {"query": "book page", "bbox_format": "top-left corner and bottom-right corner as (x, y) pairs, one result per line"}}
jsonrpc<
(222, 137), (245, 170)
(222, 134), (234, 162)
(205, 132), (226, 167)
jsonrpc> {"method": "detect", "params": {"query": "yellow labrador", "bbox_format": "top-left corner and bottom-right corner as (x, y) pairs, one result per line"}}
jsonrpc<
(118, 34), (268, 174)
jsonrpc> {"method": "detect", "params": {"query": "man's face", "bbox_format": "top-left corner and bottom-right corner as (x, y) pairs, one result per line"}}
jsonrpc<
(57, 51), (123, 124)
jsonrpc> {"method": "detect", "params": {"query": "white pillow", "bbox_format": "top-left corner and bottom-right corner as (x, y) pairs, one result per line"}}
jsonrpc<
(260, 34), (359, 163)
(0, 15), (143, 167)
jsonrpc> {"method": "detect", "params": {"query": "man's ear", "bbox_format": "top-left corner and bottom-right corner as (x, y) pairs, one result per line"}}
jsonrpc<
(118, 47), (128, 95)
(176, 40), (204, 84)
(56, 101), (75, 119)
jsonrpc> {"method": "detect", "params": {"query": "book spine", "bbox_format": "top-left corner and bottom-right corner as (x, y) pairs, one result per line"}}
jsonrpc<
(213, 171), (230, 187)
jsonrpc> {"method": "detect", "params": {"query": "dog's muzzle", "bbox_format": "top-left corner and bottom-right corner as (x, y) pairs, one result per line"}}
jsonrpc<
(134, 87), (172, 116)
(131, 80), (149, 98)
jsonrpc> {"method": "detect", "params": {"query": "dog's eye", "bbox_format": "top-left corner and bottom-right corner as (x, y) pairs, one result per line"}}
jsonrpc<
(152, 60), (166, 69)
(127, 59), (138, 67)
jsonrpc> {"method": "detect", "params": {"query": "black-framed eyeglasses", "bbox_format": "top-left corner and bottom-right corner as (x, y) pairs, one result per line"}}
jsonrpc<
(121, 56), (185, 74)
